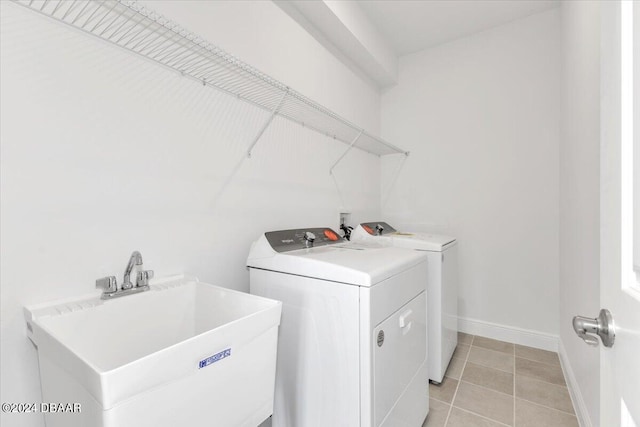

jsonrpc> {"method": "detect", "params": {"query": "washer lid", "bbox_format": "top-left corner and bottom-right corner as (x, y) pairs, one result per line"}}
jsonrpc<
(247, 232), (427, 286)
(352, 223), (456, 252)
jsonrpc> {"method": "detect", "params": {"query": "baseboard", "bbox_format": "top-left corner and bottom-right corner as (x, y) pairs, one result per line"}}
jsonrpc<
(558, 339), (592, 427)
(457, 316), (559, 351)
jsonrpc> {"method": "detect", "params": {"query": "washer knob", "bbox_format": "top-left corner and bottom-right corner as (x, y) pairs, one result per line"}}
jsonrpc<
(303, 231), (316, 247)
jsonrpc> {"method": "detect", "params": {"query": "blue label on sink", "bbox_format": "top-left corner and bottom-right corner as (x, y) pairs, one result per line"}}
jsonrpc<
(198, 348), (231, 369)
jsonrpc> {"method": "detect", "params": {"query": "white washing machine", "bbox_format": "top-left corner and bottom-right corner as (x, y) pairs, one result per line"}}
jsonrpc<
(247, 227), (429, 427)
(352, 222), (458, 384)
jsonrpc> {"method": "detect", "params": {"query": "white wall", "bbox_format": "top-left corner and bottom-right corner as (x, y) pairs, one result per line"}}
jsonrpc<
(0, 2), (382, 426)
(380, 10), (561, 339)
(559, 2), (601, 426)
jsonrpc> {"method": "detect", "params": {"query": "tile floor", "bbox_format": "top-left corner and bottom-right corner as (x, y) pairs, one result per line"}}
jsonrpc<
(423, 333), (578, 427)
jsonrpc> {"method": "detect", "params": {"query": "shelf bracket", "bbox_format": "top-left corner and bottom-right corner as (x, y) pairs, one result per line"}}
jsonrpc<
(247, 89), (289, 158)
(329, 129), (364, 175)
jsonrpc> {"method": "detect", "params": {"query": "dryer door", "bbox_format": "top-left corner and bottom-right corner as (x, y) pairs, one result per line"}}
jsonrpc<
(373, 291), (427, 426)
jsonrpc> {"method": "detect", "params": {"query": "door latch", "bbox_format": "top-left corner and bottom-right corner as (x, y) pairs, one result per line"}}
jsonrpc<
(572, 309), (615, 348)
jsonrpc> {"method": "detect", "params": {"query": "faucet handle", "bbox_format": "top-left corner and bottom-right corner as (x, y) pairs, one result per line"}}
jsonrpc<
(136, 270), (154, 287)
(96, 276), (117, 293)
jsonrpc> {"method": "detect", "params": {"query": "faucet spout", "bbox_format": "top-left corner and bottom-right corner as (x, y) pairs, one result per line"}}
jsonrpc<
(122, 251), (143, 290)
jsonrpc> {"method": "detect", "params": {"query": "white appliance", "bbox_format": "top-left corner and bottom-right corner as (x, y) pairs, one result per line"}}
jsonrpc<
(247, 227), (429, 427)
(352, 222), (458, 384)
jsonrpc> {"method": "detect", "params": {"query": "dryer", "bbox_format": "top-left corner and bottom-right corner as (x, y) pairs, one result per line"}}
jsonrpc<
(247, 227), (429, 427)
(352, 222), (458, 384)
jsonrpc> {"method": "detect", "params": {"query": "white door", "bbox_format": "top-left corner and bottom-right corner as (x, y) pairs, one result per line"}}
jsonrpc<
(600, 1), (640, 425)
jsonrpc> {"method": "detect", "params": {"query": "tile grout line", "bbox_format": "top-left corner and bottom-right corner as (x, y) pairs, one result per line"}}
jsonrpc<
(473, 345), (514, 356)
(464, 359), (514, 375)
(452, 405), (512, 427)
(430, 396), (453, 405)
(513, 346), (516, 427)
(515, 370), (568, 388)
(456, 379), (514, 399)
(467, 348), (561, 376)
(515, 354), (562, 368)
(443, 335), (474, 426)
(515, 396), (579, 417)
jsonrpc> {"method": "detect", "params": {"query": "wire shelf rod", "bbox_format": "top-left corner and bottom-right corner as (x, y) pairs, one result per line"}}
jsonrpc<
(61, 1), (78, 20)
(98, 7), (127, 36)
(146, 34), (186, 61)
(113, 13), (147, 44)
(150, 33), (190, 62)
(70, 1), (91, 25)
(330, 130), (364, 175)
(168, 50), (204, 71)
(119, 15), (154, 46)
(106, 11), (138, 40)
(127, 23), (161, 51)
(159, 41), (198, 65)
(80, 1), (105, 29)
(247, 90), (289, 158)
(51, 0), (64, 15)
(89, 2), (117, 33)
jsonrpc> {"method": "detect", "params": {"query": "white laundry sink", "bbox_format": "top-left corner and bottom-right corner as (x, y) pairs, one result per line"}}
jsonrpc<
(25, 275), (282, 427)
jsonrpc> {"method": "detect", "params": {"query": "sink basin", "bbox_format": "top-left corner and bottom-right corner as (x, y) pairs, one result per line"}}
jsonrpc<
(25, 275), (282, 427)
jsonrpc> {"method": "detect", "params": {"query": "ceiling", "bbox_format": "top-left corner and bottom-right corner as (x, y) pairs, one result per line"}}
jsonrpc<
(276, 0), (561, 88)
(358, 0), (560, 56)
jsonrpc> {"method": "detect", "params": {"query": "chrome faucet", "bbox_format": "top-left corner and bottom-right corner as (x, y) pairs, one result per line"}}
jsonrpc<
(122, 251), (143, 290)
(96, 251), (154, 299)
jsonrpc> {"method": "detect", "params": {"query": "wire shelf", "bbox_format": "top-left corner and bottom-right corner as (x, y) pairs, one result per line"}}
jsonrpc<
(12, 0), (408, 158)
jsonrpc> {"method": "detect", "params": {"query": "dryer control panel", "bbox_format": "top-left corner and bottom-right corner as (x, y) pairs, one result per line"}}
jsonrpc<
(360, 221), (397, 236)
(265, 228), (343, 252)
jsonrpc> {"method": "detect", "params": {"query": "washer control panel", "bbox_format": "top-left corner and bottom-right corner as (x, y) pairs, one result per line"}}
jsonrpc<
(265, 228), (343, 252)
(360, 221), (397, 236)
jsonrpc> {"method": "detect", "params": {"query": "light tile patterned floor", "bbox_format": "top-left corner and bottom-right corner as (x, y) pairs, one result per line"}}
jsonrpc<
(423, 333), (578, 427)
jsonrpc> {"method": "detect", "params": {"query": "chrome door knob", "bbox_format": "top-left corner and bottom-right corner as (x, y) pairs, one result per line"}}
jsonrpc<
(573, 309), (615, 348)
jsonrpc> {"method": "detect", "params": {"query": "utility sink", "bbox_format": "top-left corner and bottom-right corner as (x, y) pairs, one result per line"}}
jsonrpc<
(25, 275), (282, 427)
